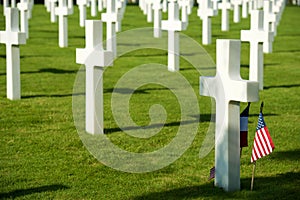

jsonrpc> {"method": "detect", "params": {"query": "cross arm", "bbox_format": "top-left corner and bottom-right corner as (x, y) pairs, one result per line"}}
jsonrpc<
(229, 80), (259, 102)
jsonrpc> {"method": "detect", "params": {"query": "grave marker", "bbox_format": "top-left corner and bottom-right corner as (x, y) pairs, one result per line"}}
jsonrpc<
(98, 0), (103, 11)
(162, 0), (168, 12)
(0, 8), (26, 100)
(179, 0), (190, 23)
(102, 0), (120, 57)
(77, 0), (88, 27)
(241, 10), (273, 90)
(162, 0), (187, 72)
(219, 0), (232, 31)
(263, 0), (276, 53)
(200, 39), (259, 191)
(231, 0), (242, 23)
(146, 0), (153, 22)
(197, 0), (217, 45)
(211, 0), (219, 15)
(55, 0), (72, 47)
(17, 0), (30, 38)
(76, 20), (113, 134)
(242, 0), (248, 18)
(90, 0), (97, 16)
(153, 0), (162, 38)
(49, 0), (58, 23)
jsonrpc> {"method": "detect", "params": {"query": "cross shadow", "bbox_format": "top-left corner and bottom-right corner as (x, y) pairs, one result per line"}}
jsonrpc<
(275, 49), (300, 53)
(264, 84), (300, 90)
(104, 114), (208, 134)
(132, 172), (300, 200)
(240, 63), (280, 68)
(104, 87), (171, 94)
(0, 68), (79, 76)
(22, 92), (84, 99)
(272, 149), (300, 161)
(0, 184), (69, 199)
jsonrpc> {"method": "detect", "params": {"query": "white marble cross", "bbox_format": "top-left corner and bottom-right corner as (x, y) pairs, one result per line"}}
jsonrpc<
(102, 0), (119, 58)
(162, 0), (187, 72)
(146, 0), (153, 22)
(179, 0), (190, 23)
(17, 0), (30, 38)
(218, 0), (232, 31)
(263, 0), (276, 53)
(29, 0), (34, 18)
(76, 20), (114, 134)
(242, 0), (248, 18)
(90, 0), (97, 16)
(211, 0), (219, 15)
(45, 0), (51, 12)
(115, 0), (126, 32)
(98, 0), (103, 11)
(241, 10), (273, 90)
(77, 0), (88, 27)
(162, 0), (168, 12)
(197, 0), (217, 45)
(49, 0), (58, 23)
(139, 0), (147, 14)
(231, 0), (242, 23)
(0, 8), (26, 100)
(55, 0), (72, 47)
(200, 39), (259, 192)
(153, 0), (162, 38)
(248, 0), (254, 12)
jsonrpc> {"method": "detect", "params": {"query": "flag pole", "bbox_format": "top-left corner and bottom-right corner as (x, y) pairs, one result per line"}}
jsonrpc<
(251, 161), (256, 191)
(251, 102), (264, 191)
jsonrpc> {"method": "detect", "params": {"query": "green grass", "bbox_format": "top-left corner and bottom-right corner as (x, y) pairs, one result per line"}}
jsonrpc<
(0, 4), (300, 200)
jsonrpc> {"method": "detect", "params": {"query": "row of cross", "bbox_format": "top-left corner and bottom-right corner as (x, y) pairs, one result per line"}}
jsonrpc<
(0, 0), (287, 192)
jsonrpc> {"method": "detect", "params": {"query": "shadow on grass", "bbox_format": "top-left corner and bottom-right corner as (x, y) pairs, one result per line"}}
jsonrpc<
(273, 149), (300, 161)
(132, 172), (300, 200)
(22, 92), (84, 99)
(0, 184), (69, 199)
(0, 68), (79, 76)
(104, 87), (171, 94)
(104, 114), (212, 134)
(264, 84), (300, 90)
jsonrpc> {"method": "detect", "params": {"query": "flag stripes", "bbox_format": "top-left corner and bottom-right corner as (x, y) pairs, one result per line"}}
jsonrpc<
(251, 113), (275, 163)
(208, 166), (215, 180)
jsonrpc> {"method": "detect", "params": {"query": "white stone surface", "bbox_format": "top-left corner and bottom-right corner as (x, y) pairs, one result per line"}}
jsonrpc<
(76, 20), (114, 135)
(102, 0), (120, 57)
(162, 0), (186, 72)
(197, 0), (217, 45)
(162, 0), (168, 12)
(17, 0), (30, 38)
(179, 0), (190, 23)
(231, 0), (242, 23)
(55, 0), (72, 47)
(98, 0), (103, 11)
(241, 10), (273, 90)
(50, 0), (58, 23)
(77, 0), (88, 27)
(200, 39), (259, 192)
(90, 0), (97, 16)
(153, 0), (162, 38)
(263, 0), (276, 53)
(242, 0), (248, 18)
(0, 8), (26, 100)
(219, 0), (231, 31)
(146, 0), (153, 22)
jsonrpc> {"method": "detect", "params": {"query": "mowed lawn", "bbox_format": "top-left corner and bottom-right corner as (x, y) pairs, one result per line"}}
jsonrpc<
(0, 4), (299, 200)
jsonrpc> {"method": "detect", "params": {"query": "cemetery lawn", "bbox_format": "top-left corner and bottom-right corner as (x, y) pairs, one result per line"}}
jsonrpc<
(0, 4), (299, 200)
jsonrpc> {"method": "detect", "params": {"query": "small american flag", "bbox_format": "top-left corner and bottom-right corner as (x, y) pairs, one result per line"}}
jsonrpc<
(208, 166), (215, 180)
(251, 113), (275, 163)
